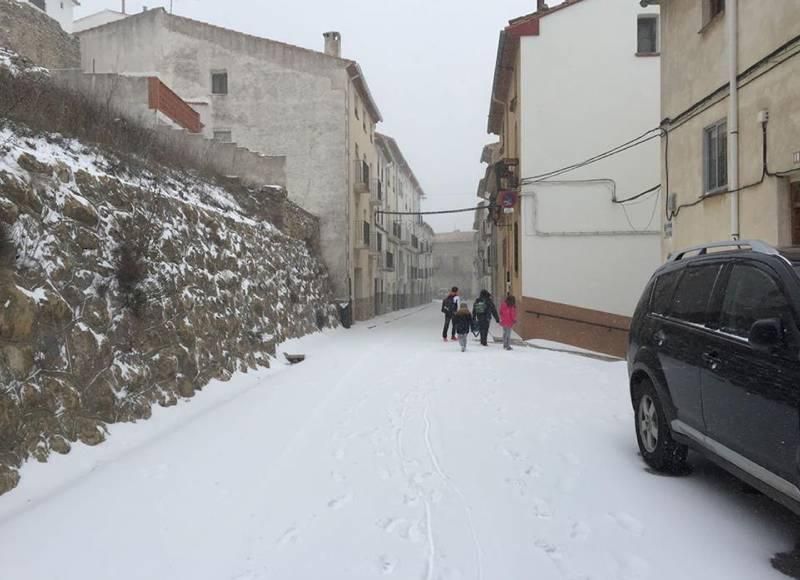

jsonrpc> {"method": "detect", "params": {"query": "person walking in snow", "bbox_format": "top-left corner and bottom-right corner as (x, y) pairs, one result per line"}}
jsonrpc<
(452, 302), (473, 352)
(500, 294), (518, 351)
(472, 289), (499, 347)
(441, 286), (460, 341)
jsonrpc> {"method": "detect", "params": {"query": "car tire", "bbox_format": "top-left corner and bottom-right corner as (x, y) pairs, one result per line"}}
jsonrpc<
(633, 379), (688, 473)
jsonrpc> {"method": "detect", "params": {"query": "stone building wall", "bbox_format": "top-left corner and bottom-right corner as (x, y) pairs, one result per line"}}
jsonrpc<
(0, 0), (79, 68)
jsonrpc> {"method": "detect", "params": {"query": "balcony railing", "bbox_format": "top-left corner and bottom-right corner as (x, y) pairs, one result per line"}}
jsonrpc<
(354, 160), (370, 194)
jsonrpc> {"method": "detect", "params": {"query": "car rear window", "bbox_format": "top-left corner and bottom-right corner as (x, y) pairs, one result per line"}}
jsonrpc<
(651, 270), (680, 316)
(669, 265), (723, 325)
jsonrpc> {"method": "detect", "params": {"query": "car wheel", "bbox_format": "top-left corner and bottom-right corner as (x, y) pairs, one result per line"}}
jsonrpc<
(633, 379), (688, 473)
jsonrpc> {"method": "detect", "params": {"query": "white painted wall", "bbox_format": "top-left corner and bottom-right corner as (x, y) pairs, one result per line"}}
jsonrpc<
(73, 10), (127, 34)
(519, 0), (661, 317)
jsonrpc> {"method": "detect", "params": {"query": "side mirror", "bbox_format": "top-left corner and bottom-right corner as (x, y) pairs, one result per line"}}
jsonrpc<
(749, 318), (784, 351)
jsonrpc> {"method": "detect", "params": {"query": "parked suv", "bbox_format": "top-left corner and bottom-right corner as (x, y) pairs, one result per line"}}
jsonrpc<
(628, 240), (800, 514)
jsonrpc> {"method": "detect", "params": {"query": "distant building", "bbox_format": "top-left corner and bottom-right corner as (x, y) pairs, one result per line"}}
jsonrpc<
(73, 9), (126, 34)
(482, 0), (661, 356)
(77, 9), (432, 321)
(16, 0), (79, 33)
(641, 0), (800, 254)
(433, 231), (478, 300)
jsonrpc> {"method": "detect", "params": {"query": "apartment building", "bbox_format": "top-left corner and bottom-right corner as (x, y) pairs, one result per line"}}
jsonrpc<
(375, 133), (434, 314)
(481, 0), (662, 356)
(77, 9), (418, 321)
(641, 0), (800, 254)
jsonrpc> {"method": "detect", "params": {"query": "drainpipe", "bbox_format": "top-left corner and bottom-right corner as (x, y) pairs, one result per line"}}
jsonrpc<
(728, 0), (740, 240)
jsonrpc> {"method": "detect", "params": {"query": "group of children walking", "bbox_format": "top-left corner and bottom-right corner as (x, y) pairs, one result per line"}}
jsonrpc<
(441, 287), (518, 352)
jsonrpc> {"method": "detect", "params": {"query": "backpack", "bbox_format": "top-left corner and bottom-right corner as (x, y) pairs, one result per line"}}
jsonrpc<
(474, 300), (487, 316)
(441, 295), (456, 315)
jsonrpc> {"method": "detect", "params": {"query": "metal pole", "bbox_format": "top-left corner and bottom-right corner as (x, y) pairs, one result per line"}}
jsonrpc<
(728, 0), (740, 240)
(121, 0), (126, 14)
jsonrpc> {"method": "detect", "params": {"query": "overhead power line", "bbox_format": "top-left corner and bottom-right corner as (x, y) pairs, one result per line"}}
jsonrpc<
(376, 205), (492, 216)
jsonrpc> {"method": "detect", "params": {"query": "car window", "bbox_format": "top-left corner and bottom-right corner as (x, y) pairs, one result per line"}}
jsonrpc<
(651, 270), (680, 316)
(719, 265), (790, 338)
(669, 265), (722, 325)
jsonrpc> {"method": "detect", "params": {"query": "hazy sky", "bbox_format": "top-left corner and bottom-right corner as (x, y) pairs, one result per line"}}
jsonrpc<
(75, 0), (539, 233)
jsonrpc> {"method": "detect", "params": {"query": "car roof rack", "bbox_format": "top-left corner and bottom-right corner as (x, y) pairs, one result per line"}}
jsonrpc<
(668, 240), (779, 262)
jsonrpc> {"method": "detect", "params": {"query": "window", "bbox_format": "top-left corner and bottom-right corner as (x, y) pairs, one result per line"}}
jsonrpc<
(362, 108), (366, 133)
(213, 130), (232, 142)
(30, 0), (45, 10)
(513, 222), (519, 274)
(211, 71), (228, 95)
(719, 265), (790, 338)
(670, 265), (722, 325)
(702, 0), (725, 28)
(637, 15), (659, 55)
(651, 270), (681, 316)
(703, 120), (727, 193)
(354, 96), (360, 119)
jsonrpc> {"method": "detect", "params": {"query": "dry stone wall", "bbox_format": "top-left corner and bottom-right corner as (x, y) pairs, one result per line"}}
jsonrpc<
(0, 0), (79, 69)
(0, 123), (338, 495)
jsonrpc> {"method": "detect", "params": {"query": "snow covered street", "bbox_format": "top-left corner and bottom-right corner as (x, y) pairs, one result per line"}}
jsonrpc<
(1, 305), (798, 580)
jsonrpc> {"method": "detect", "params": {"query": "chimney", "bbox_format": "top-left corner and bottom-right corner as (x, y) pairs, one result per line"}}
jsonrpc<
(121, 0), (126, 13)
(537, 0), (549, 11)
(323, 31), (342, 58)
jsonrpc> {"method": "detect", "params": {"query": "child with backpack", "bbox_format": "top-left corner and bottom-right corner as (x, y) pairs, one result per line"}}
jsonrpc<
(452, 302), (473, 352)
(472, 290), (500, 346)
(441, 286), (460, 341)
(500, 294), (518, 350)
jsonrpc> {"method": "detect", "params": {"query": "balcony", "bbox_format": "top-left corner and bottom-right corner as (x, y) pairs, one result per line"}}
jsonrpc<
(399, 227), (412, 246)
(368, 178), (382, 207)
(354, 160), (370, 194)
(380, 251), (395, 272)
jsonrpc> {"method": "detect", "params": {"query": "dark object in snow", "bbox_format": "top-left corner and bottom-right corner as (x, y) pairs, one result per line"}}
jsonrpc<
(772, 543), (800, 579)
(284, 353), (306, 365)
(338, 302), (352, 329)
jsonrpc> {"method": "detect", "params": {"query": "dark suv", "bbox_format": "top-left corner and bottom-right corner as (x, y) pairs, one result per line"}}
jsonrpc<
(628, 240), (800, 514)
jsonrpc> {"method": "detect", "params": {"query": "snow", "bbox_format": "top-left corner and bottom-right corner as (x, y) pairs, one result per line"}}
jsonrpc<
(0, 306), (796, 580)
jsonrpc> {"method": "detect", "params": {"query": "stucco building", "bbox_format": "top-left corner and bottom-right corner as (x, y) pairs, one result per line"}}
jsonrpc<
(641, 0), (800, 255)
(77, 9), (432, 321)
(481, 0), (662, 356)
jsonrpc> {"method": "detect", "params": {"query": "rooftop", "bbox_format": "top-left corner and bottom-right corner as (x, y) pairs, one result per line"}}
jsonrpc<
(76, 7), (382, 122)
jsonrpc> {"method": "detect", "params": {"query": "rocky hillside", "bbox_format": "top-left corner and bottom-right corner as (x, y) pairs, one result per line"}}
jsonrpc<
(0, 118), (338, 494)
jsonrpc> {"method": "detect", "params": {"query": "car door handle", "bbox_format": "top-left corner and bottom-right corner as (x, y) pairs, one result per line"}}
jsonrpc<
(654, 330), (666, 346)
(702, 351), (721, 370)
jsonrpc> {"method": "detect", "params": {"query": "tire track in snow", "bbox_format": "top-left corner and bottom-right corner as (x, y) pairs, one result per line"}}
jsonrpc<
(423, 401), (484, 580)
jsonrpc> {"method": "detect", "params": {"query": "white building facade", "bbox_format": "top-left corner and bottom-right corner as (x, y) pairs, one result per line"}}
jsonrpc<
(487, 0), (662, 356)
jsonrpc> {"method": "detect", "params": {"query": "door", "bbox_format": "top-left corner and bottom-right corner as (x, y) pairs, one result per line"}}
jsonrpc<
(655, 263), (725, 430)
(792, 182), (800, 246)
(701, 262), (800, 484)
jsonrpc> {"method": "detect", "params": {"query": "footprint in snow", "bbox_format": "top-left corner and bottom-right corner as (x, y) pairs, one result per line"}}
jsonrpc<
(532, 497), (553, 519)
(570, 521), (592, 541)
(609, 512), (645, 537)
(378, 555), (395, 575)
(277, 527), (299, 547)
(328, 493), (353, 510)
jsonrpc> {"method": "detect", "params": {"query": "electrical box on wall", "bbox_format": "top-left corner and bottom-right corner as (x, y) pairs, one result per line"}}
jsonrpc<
(793, 151), (800, 165)
(757, 110), (770, 124)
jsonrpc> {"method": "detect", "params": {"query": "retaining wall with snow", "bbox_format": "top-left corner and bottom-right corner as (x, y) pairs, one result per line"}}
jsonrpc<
(0, 125), (338, 495)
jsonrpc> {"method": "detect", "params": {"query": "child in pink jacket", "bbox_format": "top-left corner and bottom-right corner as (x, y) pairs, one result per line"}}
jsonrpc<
(499, 295), (517, 351)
